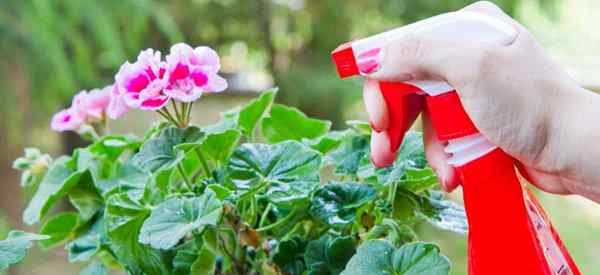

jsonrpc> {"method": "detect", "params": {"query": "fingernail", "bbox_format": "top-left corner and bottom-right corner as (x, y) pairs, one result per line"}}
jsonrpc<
(370, 120), (383, 133)
(439, 167), (453, 192)
(357, 47), (383, 75)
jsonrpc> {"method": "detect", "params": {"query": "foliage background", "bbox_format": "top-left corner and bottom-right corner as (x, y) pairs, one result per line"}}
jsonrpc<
(0, 0), (599, 274)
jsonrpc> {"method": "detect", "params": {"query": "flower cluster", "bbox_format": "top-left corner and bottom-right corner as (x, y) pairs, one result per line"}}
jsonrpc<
(52, 43), (227, 132)
(51, 86), (111, 132)
(109, 43), (227, 125)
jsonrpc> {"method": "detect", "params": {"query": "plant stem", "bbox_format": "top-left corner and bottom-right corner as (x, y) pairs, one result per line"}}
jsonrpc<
(171, 100), (182, 122)
(161, 107), (180, 127)
(177, 164), (193, 190)
(248, 197), (257, 226)
(258, 203), (272, 228)
(102, 113), (110, 135)
(194, 147), (211, 178)
(186, 101), (194, 125)
(256, 208), (298, 233)
(282, 222), (303, 240)
(156, 109), (178, 125)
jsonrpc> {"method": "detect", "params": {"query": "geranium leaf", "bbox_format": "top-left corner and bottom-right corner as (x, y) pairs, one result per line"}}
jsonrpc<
(68, 179), (103, 222)
(419, 191), (468, 234)
(177, 129), (241, 169)
(0, 231), (49, 271)
(357, 131), (428, 188)
(400, 167), (439, 193)
(23, 156), (84, 225)
(273, 236), (307, 275)
(228, 141), (321, 207)
(326, 134), (369, 176)
(139, 190), (223, 250)
(345, 120), (372, 136)
(66, 215), (107, 262)
(105, 193), (171, 274)
(202, 88), (277, 137)
(261, 104), (331, 143)
(304, 130), (346, 154)
(238, 88), (277, 137)
(172, 238), (200, 275)
(304, 235), (356, 275)
(341, 240), (450, 275)
(310, 182), (376, 229)
(131, 126), (204, 173)
(39, 212), (79, 248)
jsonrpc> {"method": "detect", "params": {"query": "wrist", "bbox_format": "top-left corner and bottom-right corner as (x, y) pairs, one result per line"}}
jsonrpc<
(548, 82), (600, 199)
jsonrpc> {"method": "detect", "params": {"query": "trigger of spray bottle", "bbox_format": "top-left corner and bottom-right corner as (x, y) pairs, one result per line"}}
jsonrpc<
(331, 10), (581, 275)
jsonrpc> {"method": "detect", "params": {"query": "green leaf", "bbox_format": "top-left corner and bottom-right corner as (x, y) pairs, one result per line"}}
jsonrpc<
(173, 230), (217, 275)
(310, 182), (376, 229)
(179, 129), (241, 169)
(191, 246), (216, 275)
(0, 231), (49, 272)
(67, 215), (107, 262)
(262, 104), (331, 143)
(80, 261), (107, 275)
(304, 235), (356, 275)
(69, 180), (103, 222)
(400, 167), (439, 193)
(341, 240), (450, 275)
(419, 191), (467, 234)
(327, 134), (369, 176)
(345, 120), (372, 136)
(273, 236), (307, 275)
(238, 88), (277, 137)
(105, 193), (171, 274)
(131, 126), (204, 173)
(87, 135), (141, 161)
(139, 190), (223, 250)
(228, 141), (321, 206)
(172, 237), (201, 275)
(202, 88), (277, 136)
(39, 212), (79, 248)
(304, 130), (346, 154)
(357, 131), (427, 188)
(23, 156), (84, 225)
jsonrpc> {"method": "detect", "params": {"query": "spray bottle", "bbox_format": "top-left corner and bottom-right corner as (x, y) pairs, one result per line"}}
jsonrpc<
(332, 11), (580, 275)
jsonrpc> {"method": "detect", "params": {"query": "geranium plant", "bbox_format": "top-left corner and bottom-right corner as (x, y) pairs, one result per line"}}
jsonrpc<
(4, 43), (467, 275)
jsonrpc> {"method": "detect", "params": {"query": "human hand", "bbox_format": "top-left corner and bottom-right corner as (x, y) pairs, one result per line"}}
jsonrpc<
(362, 1), (600, 202)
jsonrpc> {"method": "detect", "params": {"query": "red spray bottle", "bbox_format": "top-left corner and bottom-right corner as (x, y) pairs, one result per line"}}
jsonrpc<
(332, 11), (580, 275)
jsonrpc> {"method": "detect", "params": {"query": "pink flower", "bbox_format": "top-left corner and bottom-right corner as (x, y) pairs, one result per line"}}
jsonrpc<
(85, 85), (111, 119)
(115, 49), (170, 110)
(69, 88), (111, 121)
(107, 84), (129, 119)
(164, 43), (227, 102)
(50, 108), (85, 132)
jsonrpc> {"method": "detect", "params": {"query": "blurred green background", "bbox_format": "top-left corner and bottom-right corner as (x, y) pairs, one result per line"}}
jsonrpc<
(1, 0), (599, 274)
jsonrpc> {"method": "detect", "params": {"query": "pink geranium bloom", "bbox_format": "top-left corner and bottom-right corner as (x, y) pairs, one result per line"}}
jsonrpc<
(115, 49), (170, 110)
(107, 84), (129, 119)
(50, 108), (85, 132)
(85, 85), (111, 119)
(164, 43), (227, 102)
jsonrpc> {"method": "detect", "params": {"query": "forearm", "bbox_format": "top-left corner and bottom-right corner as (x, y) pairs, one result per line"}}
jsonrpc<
(551, 85), (600, 201)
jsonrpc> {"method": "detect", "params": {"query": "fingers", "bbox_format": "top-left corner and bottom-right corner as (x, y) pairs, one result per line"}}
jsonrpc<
(360, 28), (487, 85)
(515, 162), (572, 195)
(370, 131), (396, 167)
(461, 1), (514, 23)
(364, 78), (395, 167)
(423, 111), (460, 192)
(363, 79), (389, 132)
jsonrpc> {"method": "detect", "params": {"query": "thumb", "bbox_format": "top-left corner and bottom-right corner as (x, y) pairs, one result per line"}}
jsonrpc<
(357, 32), (480, 83)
